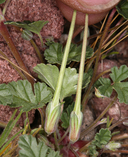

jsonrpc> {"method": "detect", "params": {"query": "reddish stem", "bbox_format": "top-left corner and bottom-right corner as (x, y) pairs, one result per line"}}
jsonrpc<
(0, 16), (34, 86)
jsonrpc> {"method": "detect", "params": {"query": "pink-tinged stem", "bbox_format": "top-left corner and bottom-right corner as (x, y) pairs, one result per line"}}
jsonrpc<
(0, 19), (34, 86)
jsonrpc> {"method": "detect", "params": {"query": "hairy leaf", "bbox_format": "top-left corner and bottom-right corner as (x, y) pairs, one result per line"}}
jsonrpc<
(94, 128), (111, 147)
(0, 80), (52, 111)
(98, 77), (113, 97)
(44, 43), (93, 64)
(61, 103), (74, 128)
(110, 65), (128, 82)
(116, 0), (128, 19)
(18, 134), (61, 157)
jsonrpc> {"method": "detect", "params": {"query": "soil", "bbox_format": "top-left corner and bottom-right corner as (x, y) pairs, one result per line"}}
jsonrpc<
(0, 0), (64, 126)
(0, 1), (128, 157)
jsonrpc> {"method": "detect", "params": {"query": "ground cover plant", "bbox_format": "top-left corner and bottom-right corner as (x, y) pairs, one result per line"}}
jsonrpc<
(0, 0), (128, 157)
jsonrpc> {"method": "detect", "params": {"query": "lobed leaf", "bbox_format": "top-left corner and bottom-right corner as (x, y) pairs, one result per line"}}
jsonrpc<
(113, 82), (128, 104)
(44, 43), (93, 65)
(44, 42), (63, 64)
(116, 0), (128, 19)
(110, 65), (128, 82)
(0, 80), (53, 112)
(18, 134), (61, 157)
(98, 77), (113, 97)
(94, 128), (111, 147)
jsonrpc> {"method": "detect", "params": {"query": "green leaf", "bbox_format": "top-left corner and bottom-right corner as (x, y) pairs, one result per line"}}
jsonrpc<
(1, 80), (53, 111)
(33, 64), (59, 91)
(113, 82), (128, 104)
(22, 29), (33, 41)
(44, 43), (93, 65)
(4, 20), (48, 45)
(98, 77), (113, 97)
(60, 67), (78, 100)
(18, 134), (61, 157)
(105, 141), (121, 151)
(88, 144), (99, 157)
(61, 103), (74, 129)
(116, 0), (128, 19)
(0, 110), (22, 152)
(34, 64), (90, 100)
(0, 83), (12, 105)
(0, 0), (6, 4)
(82, 72), (91, 88)
(110, 65), (128, 82)
(44, 42), (63, 64)
(94, 128), (111, 147)
(5, 20), (48, 35)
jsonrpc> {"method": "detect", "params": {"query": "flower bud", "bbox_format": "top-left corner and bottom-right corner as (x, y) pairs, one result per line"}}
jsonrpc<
(45, 101), (61, 134)
(69, 111), (83, 143)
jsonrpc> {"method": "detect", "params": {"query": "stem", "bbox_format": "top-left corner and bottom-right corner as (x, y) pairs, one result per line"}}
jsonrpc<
(109, 117), (128, 131)
(0, 55), (35, 80)
(30, 39), (44, 63)
(0, 49), (26, 80)
(52, 10), (76, 106)
(58, 127), (69, 143)
(74, 14), (88, 114)
(82, 8), (116, 112)
(112, 133), (128, 141)
(2, 0), (11, 16)
(0, 16), (35, 86)
(38, 33), (44, 47)
(95, 69), (111, 81)
(38, 108), (44, 128)
(54, 132), (60, 151)
(80, 95), (117, 139)
(0, 120), (7, 128)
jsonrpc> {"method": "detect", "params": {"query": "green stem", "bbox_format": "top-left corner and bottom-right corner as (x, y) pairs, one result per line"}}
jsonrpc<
(58, 127), (69, 143)
(38, 108), (44, 128)
(0, 120), (7, 128)
(38, 33), (44, 47)
(74, 14), (88, 114)
(30, 39), (44, 63)
(54, 132), (60, 151)
(82, 9), (116, 112)
(80, 95), (117, 139)
(2, 0), (11, 16)
(52, 10), (76, 106)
